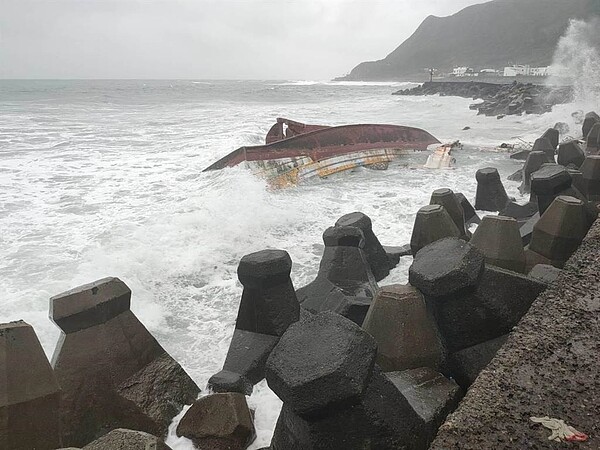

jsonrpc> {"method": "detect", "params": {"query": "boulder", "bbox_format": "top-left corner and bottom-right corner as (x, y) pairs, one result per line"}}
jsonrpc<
(530, 164), (577, 214)
(585, 122), (600, 154)
(582, 111), (599, 139)
(208, 330), (279, 395)
(268, 313), (423, 449)
(455, 192), (480, 226)
(469, 215), (526, 273)
(0, 321), (61, 450)
(362, 285), (444, 372)
(385, 368), (462, 441)
(50, 277), (200, 447)
(176, 393), (255, 450)
(236, 249), (300, 336)
(298, 227), (378, 323)
(409, 238), (484, 298)
(528, 264), (562, 285)
(519, 151), (549, 195)
(531, 137), (555, 161)
(426, 266), (546, 352)
(557, 141), (585, 168)
(429, 188), (467, 238)
(528, 195), (592, 268)
(265, 311), (377, 416)
(82, 429), (172, 450)
(410, 205), (461, 256)
(445, 335), (509, 390)
(540, 128), (559, 150)
(474, 168), (510, 212)
(335, 212), (392, 281)
(580, 155), (600, 201)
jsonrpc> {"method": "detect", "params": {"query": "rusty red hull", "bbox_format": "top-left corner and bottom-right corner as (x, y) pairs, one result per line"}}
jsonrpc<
(203, 122), (440, 172)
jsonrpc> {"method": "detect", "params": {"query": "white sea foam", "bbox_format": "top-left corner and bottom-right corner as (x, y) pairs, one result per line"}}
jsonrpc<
(0, 79), (589, 448)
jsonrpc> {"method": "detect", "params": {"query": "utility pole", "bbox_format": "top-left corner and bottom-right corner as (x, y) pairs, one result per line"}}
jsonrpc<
(429, 68), (434, 82)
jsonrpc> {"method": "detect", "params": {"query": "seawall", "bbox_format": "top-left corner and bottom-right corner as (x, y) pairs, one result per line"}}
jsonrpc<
(430, 217), (600, 449)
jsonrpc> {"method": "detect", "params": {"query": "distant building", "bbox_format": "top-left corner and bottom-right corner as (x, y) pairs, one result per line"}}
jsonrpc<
(503, 65), (551, 77)
(479, 68), (499, 76)
(452, 67), (476, 77)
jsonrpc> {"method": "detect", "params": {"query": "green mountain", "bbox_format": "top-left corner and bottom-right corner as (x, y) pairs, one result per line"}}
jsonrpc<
(342, 0), (595, 80)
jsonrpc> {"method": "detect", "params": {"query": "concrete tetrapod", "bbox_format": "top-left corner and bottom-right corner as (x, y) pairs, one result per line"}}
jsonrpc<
(532, 137), (556, 161)
(474, 168), (510, 212)
(586, 122), (600, 154)
(266, 312), (424, 450)
(82, 429), (172, 450)
(298, 226), (379, 324)
(410, 204), (461, 256)
(455, 192), (481, 226)
(176, 393), (256, 450)
(50, 277), (200, 447)
(580, 155), (600, 201)
(362, 284), (444, 372)
(0, 321), (61, 450)
(527, 195), (592, 270)
(582, 111), (599, 139)
(557, 141), (585, 168)
(236, 249), (300, 336)
(335, 211), (392, 281)
(530, 164), (578, 214)
(430, 188), (467, 238)
(470, 215), (526, 273)
(519, 151), (550, 195)
(540, 128), (559, 151)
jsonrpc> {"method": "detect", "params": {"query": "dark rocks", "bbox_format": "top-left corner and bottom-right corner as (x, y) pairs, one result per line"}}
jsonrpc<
(298, 226), (378, 324)
(385, 368), (461, 441)
(393, 82), (573, 117)
(475, 168), (510, 212)
(427, 265), (546, 352)
(430, 188), (467, 238)
(236, 249), (300, 337)
(176, 393), (255, 450)
(531, 137), (555, 161)
(557, 141), (585, 168)
(50, 277), (200, 447)
(267, 312), (423, 449)
(470, 215), (525, 273)
(580, 155), (600, 201)
(0, 321), (61, 450)
(208, 330), (279, 395)
(362, 285), (444, 372)
(82, 429), (172, 450)
(445, 335), (508, 390)
(519, 151), (549, 195)
(527, 196), (592, 269)
(266, 311), (377, 416)
(409, 238), (484, 298)
(528, 264), (562, 285)
(455, 192), (480, 226)
(410, 205), (461, 256)
(335, 212), (392, 281)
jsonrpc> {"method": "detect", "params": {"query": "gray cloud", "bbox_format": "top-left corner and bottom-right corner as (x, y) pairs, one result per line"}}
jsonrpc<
(0, 0), (488, 79)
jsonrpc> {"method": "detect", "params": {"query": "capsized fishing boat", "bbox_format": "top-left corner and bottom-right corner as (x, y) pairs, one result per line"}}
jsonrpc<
(203, 118), (440, 187)
(424, 142), (458, 169)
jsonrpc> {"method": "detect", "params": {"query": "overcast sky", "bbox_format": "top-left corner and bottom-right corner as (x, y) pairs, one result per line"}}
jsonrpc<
(0, 0), (489, 80)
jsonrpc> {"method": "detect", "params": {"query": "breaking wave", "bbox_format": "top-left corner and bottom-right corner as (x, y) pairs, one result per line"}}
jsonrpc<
(550, 18), (600, 110)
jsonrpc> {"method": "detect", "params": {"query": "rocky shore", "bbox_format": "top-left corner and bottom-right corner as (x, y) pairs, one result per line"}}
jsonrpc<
(2, 111), (600, 450)
(393, 81), (574, 118)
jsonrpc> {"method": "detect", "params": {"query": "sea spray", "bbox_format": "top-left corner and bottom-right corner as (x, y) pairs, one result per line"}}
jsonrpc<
(550, 18), (600, 110)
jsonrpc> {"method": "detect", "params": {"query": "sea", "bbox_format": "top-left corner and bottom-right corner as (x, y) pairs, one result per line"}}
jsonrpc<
(0, 79), (587, 448)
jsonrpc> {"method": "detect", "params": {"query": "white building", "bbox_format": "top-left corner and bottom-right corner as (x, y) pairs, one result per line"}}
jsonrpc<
(452, 67), (476, 77)
(503, 65), (551, 77)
